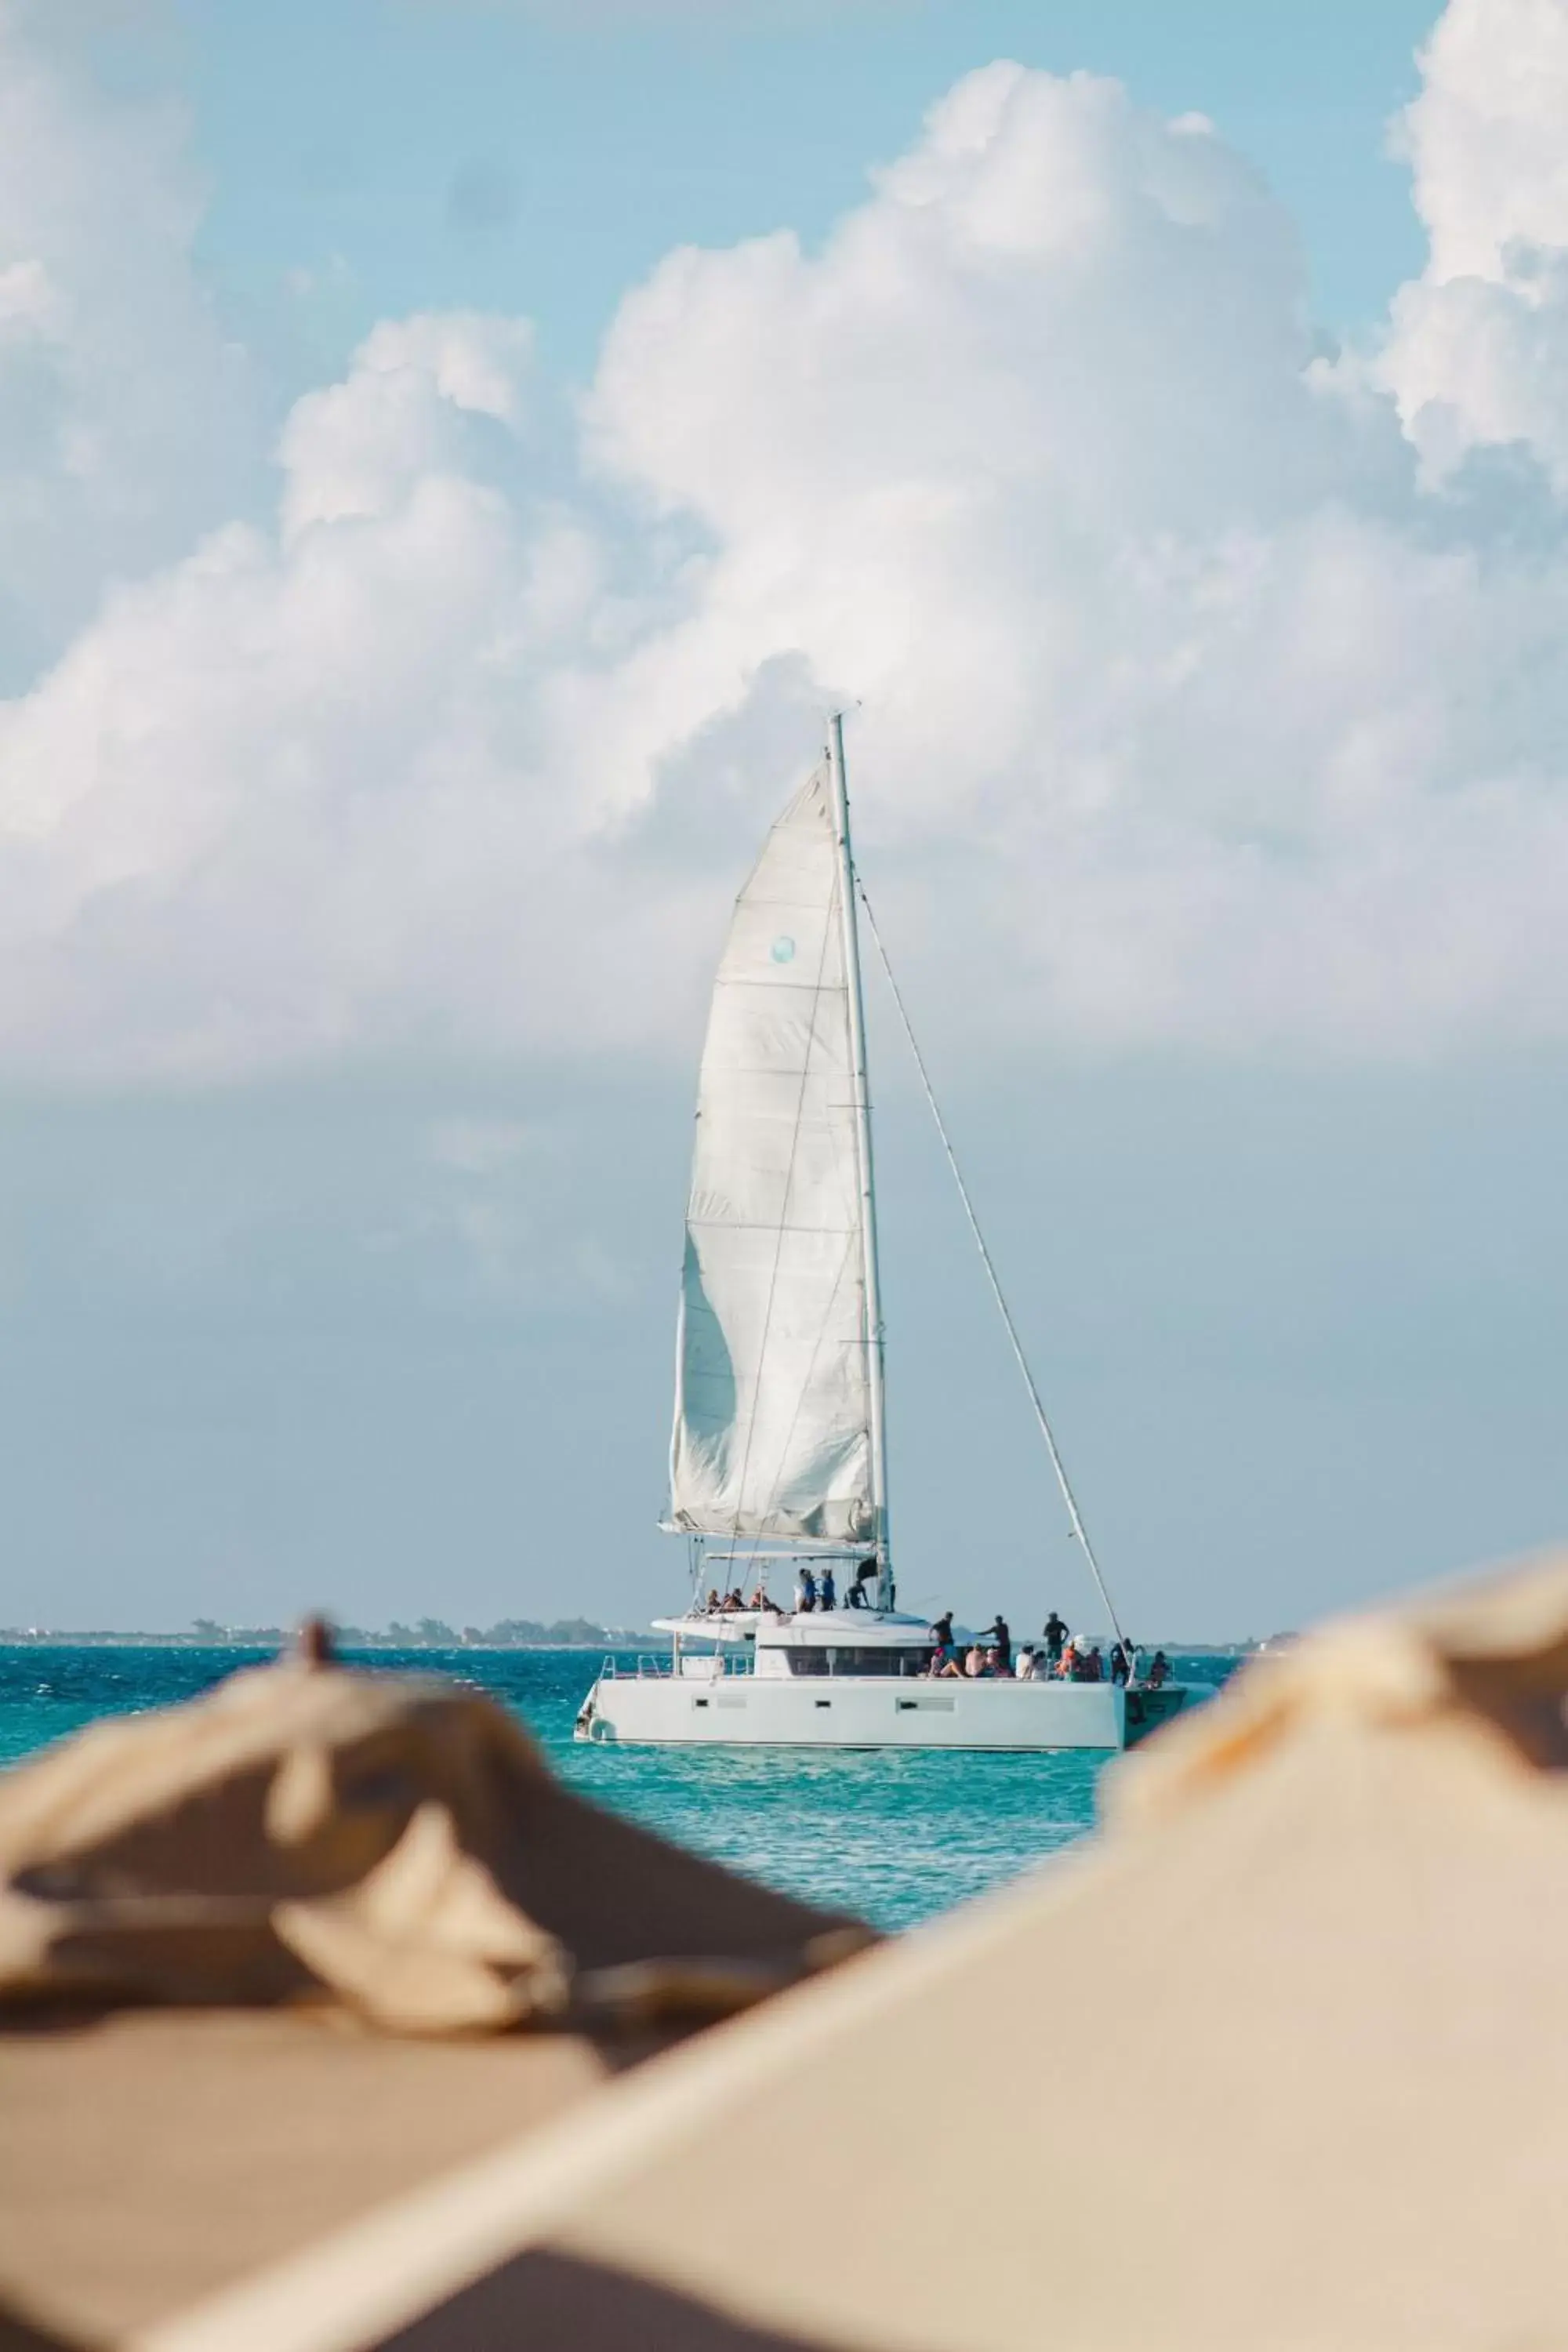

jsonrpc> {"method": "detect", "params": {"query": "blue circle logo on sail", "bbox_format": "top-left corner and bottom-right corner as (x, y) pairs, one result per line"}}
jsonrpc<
(770, 935), (797, 964)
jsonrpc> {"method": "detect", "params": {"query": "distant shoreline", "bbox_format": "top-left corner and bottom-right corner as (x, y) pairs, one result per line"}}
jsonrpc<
(0, 1628), (654, 1652)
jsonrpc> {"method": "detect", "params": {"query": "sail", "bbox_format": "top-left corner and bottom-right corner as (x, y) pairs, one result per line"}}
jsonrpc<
(668, 768), (876, 1544)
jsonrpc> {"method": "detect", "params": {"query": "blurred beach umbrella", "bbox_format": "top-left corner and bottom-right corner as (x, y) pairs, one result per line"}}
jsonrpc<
(0, 1632), (864, 2032)
(0, 1637), (866, 2345)
(158, 1548), (1568, 2352)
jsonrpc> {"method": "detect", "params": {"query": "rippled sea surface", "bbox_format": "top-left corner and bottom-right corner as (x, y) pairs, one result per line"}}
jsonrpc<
(0, 1644), (1236, 1931)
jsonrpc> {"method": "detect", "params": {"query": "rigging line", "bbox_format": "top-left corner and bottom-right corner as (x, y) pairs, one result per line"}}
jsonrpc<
(855, 879), (1130, 1658)
(722, 815), (842, 1566)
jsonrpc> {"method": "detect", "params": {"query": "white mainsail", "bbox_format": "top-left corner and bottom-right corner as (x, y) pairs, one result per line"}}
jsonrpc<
(668, 766), (877, 1544)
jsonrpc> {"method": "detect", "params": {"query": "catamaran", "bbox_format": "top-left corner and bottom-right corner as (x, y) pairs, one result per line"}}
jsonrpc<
(576, 717), (1192, 1751)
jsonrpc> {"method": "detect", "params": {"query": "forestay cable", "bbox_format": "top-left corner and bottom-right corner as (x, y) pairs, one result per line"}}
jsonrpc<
(855, 880), (1130, 1658)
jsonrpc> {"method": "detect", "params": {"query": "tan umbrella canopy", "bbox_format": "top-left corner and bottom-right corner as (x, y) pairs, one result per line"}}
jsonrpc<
(0, 1631), (866, 2032)
(159, 1548), (1568, 2352)
(0, 1638), (867, 2347)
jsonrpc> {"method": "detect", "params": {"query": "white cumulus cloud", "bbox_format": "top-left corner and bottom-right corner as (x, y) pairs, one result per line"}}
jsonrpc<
(5, 0), (1568, 1078)
(0, 0), (257, 689)
(278, 312), (532, 539)
(1381, 0), (1568, 487)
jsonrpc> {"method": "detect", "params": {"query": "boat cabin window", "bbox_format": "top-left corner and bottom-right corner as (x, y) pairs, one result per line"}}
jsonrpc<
(784, 1646), (935, 1677)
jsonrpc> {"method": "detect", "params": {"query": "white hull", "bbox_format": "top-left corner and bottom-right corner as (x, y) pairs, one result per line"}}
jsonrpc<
(577, 1670), (1192, 1752)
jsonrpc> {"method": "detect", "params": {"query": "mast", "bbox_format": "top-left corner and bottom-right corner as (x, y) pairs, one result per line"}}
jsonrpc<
(826, 712), (891, 1605)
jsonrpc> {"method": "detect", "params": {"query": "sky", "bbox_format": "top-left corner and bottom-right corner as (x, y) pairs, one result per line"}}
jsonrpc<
(1, 0), (1566, 1638)
(163, 0), (1439, 380)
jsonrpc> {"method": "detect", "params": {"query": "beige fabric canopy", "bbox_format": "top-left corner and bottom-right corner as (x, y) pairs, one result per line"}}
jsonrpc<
(158, 1546), (1568, 2352)
(0, 1644), (866, 2034)
(0, 1644), (868, 2347)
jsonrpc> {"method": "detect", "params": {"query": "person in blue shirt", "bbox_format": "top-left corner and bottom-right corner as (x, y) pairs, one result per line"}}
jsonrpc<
(819, 1564), (837, 1610)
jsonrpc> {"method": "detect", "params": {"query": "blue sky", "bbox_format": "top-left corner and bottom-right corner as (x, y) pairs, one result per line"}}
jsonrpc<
(168, 0), (1436, 396)
(2, 0), (1567, 1639)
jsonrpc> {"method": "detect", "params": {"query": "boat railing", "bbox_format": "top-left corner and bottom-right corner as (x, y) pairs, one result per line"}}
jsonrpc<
(626, 1653), (758, 1679)
(681, 1649), (753, 1682)
(596, 1648), (767, 1682)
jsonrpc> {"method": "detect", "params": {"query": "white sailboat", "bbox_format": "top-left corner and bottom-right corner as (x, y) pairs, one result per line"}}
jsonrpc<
(576, 718), (1192, 1751)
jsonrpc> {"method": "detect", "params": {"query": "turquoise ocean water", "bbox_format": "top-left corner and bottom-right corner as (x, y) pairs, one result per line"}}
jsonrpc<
(0, 1644), (1236, 1931)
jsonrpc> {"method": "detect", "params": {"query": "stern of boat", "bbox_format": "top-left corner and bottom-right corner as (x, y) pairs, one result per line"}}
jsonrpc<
(574, 1659), (615, 1743)
(1123, 1684), (1194, 1747)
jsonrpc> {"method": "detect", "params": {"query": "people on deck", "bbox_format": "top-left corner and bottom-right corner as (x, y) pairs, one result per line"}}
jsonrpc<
(704, 1586), (722, 1615)
(985, 1644), (1011, 1679)
(1109, 1641), (1131, 1686)
(848, 1557), (879, 1610)
(1060, 1637), (1087, 1681)
(964, 1643), (989, 1679)
(1043, 1610), (1069, 1667)
(977, 1615), (1012, 1674)
(1016, 1646), (1039, 1679)
(931, 1610), (954, 1653)
(793, 1566), (818, 1614)
(720, 1588), (744, 1613)
(927, 1645), (961, 1679)
(1084, 1642), (1105, 1682)
(1147, 1650), (1172, 1688)
(819, 1565), (837, 1611)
